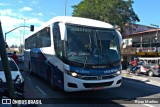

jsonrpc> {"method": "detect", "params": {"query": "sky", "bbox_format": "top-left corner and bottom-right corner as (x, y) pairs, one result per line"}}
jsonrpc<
(0, 0), (160, 46)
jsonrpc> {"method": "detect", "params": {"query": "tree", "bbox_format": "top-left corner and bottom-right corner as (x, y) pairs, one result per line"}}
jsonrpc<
(10, 44), (18, 48)
(72, 0), (140, 32)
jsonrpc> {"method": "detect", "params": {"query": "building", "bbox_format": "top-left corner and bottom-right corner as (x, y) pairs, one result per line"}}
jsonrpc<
(121, 23), (159, 68)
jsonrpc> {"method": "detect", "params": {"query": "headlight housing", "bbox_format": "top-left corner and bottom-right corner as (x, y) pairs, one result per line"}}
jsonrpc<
(113, 70), (121, 76)
(65, 70), (83, 78)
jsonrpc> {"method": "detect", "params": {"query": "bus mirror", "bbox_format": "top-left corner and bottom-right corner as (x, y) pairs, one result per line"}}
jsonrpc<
(30, 25), (34, 31)
(59, 23), (67, 41)
(116, 30), (122, 46)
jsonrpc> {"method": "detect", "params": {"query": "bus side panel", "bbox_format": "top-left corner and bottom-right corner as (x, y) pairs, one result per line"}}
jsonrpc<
(35, 49), (48, 79)
(24, 50), (30, 72)
(45, 54), (64, 89)
(30, 48), (48, 79)
(30, 48), (64, 89)
(50, 62), (64, 89)
(30, 49), (38, 74)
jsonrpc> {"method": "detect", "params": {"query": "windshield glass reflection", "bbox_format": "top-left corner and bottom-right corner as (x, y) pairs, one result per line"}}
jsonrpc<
(65, 25), (120, 65)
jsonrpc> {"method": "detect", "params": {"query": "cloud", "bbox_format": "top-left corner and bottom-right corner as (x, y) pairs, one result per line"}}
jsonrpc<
(30, 0), (39, 5)
(37, 13), (43, 16)
(18, 0), (23, 3)
(0, 9), (17, 17)
(21, 6), (32, 12)
(0, 3), (10, 6)
(1, 16), (22, 31)
(27, 18), (45, 28)
(0, 9), (45, 46)
(32, 12), (44, 17)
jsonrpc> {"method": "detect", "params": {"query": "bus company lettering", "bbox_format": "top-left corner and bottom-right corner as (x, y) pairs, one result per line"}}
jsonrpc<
(75, 68), (118, 74)
(92, 66), (107, 68)
(75, 69), (90, 74)
(104, 69), (118, 74)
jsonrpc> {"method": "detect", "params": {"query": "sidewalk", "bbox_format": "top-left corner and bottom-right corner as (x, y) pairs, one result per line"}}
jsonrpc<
(121, 70), (160, 87)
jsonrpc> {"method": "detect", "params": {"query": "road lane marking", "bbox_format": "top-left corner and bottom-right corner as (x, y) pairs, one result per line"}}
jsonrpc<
(143, 104), (155, 107)
(35, 86), (46, 96)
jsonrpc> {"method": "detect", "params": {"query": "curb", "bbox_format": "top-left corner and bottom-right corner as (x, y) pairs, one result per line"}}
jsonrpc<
(122, 73), (160, 87)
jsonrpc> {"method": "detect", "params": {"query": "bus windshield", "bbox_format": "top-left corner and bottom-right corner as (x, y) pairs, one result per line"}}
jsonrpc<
(65, 24), (120, 66)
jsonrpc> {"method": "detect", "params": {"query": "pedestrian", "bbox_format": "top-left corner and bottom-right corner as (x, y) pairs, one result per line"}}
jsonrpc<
(130, 58), (138, 67)
(11, 51), (18, 63)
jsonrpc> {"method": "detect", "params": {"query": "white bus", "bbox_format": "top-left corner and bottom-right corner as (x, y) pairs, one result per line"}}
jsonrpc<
(24, 16), (123, 92)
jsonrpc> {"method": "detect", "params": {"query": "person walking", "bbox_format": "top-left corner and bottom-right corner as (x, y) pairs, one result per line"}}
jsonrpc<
(11, 51), (18, 63)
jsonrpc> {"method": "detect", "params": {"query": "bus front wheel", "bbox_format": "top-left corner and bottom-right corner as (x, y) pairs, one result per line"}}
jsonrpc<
(48, 67), (57, 89)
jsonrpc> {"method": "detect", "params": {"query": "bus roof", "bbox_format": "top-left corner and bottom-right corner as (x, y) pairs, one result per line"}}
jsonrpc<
(25, 16), (114, 39)
(49, 16), (114, 29)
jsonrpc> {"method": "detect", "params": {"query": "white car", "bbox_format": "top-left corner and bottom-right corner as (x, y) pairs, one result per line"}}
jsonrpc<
(0, 57), (24, 92)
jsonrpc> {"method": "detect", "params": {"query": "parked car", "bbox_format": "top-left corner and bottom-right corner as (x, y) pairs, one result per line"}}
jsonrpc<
(0, 57), (24, 93)
(138, 57), (160, 76)
(18, 54), (24, 63)
(7, 52), (13, 58)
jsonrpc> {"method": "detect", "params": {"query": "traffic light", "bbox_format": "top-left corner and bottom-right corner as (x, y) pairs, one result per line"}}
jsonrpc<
(5, 42), (8, 48)
(30, 25), (34, 31)
(6, 44), (8, 48)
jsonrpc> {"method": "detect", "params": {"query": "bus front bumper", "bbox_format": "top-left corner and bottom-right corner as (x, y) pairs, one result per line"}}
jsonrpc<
(64, 73), (122, 92)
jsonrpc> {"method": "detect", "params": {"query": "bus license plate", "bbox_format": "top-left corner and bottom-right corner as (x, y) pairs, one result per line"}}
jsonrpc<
(93, 87), (104, 90)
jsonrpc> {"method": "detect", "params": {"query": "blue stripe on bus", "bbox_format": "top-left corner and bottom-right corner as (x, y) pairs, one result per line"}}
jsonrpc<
(50, 64), (64, 89)
(30, 48), (64, 89)
(69, 65), (121, 76)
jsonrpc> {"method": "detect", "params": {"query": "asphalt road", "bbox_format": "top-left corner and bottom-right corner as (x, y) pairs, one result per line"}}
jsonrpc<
(18, 63), (160, 107)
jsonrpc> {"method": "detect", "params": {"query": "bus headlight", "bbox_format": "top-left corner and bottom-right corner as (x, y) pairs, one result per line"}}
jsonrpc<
(71, 72), (78, 77)
(114, 70), (121, 76)
(65, 70), (82, 78)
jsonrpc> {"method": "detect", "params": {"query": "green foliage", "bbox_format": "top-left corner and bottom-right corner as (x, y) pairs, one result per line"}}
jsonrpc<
(72, 0), (140, 32)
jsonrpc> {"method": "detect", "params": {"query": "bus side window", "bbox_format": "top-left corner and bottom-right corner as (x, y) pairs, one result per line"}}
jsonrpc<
(36, 26), (51, 48)
(53, 22), (63, 58)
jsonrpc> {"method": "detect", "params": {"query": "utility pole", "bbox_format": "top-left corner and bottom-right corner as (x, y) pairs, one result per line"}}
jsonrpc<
(65, 0), (67, 16)
(5, 25), (30, 41)
(19, 30), (22, 45)
(151, 24), (159, 56)
(0, 20), (18, 107)
(21, 18), (29, 44)
(150, 24), (159, 41)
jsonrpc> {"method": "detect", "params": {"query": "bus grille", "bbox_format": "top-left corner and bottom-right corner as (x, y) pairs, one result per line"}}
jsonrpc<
(83, 81), (113, 88)
(80, 75), (116, 80)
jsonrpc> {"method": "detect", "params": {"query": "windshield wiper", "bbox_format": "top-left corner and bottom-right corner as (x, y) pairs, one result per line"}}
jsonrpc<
(83, 34), (92, 68)
(99, 41), (114, 67)
(83, 54), (88, 68)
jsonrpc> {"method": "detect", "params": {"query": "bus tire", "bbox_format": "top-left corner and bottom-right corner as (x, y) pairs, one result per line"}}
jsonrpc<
(48, 67), (57, 89)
